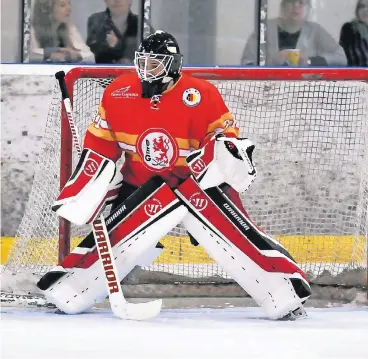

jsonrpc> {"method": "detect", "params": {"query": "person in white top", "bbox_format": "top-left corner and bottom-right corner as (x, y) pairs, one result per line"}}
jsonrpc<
(30, 0), (95, 63)
(241, 0), (346, 66)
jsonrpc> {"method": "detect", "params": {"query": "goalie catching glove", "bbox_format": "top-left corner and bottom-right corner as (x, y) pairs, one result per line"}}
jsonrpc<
(52, 148), (123, 225)
(187, 134), (257, 192)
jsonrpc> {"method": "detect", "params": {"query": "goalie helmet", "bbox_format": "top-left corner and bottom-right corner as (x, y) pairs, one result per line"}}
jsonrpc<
(134, 30), (183, 98)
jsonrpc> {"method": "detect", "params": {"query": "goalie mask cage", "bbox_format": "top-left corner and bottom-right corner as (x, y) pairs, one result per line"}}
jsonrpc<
(2, 67), (368, 304)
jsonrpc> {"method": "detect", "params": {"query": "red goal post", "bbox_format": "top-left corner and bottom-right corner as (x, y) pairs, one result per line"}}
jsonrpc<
(59, 65), (368, 257)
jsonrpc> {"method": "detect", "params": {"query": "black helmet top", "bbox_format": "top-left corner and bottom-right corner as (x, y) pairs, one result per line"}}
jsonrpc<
(134, 30), (183, 98)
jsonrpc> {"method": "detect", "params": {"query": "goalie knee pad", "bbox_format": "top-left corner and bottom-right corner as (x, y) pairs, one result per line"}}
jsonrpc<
(38, 177), (188, 314)
(175, 177), (311, 320)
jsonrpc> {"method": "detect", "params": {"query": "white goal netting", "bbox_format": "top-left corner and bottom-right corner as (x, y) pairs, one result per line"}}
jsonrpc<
(2, 69), (368, 298)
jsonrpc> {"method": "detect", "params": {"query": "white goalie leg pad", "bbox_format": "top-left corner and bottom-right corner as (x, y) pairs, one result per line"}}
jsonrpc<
(53, 148), (121, 225)
(182, 213), (308, 319)
(176, 177), (311, 320)
(41, 180), (188, 314)
(136, 244), (164, 267)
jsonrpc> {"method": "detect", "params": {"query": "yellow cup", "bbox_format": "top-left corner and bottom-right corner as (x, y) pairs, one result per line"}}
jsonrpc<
(286, 49), (301, 66)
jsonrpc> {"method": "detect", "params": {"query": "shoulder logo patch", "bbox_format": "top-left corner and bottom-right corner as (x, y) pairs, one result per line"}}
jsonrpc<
(183, 88), (201, 107)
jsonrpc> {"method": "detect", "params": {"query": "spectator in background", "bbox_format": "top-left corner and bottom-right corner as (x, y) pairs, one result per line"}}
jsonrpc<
(30, 0), (95, 63)
(241, 0), (346, 66)
(339, 0), (368, 67)
(87, 0), (151, 64)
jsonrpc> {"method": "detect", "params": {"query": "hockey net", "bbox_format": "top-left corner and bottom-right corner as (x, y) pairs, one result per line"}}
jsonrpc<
(2, 67), (368, 303)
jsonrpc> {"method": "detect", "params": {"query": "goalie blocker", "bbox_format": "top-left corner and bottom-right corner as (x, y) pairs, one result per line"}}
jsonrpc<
(52, 148), (124, 225)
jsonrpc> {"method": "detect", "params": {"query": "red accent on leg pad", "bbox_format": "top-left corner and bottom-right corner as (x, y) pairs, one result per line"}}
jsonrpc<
(221, 185), (249, 218)
(177, 177), (307, 281)
(62, 183), (177, 270)
(222, 185), (265, 233)
(57, 150), (109, 201)
(62, 253), (84, 269)
(187, 139), (216, 179)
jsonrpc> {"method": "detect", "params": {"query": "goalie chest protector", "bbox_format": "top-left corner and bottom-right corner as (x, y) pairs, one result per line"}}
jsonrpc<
(84, 73), (238, 188)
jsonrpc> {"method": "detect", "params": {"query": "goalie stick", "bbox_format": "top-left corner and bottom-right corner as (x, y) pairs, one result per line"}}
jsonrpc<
(54, 71), (162, 320)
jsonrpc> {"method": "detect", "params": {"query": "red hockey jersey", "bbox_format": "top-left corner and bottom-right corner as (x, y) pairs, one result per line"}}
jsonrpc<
(84, 73), (239, 188)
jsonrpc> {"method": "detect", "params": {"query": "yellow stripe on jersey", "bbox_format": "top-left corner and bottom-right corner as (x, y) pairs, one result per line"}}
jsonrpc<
(207, 112), (237, 134)
(175, 158), (188, 166)
(98, 105), (106, 120)
(87, 124), (116, 141)
(108, 132), (195, 151)
(176, 138), (191, 150)
(188, 138), (200, 150)
(222, 127), (239, 137)
(130, 153), (143, 162)
(114, 132), (138, 145)
(89, 125), (201, 152)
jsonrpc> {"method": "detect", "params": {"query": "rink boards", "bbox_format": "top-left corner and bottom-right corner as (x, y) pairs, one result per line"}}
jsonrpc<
(1, 234), (366, 266)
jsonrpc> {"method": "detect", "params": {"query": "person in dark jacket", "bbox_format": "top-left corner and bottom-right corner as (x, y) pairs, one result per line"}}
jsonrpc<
(87, 0), (150, 64)
(339, 0), (368, 67)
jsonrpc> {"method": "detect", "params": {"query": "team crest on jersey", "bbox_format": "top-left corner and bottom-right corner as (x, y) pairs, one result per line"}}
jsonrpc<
(182, 88), (201, 107)
(137, 129), (179, 172)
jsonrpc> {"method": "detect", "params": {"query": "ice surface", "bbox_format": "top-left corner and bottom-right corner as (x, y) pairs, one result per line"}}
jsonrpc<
(1, 306), (368, 359)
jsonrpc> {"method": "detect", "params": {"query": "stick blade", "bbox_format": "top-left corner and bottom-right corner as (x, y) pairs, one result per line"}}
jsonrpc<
(111, 298), (162, 321)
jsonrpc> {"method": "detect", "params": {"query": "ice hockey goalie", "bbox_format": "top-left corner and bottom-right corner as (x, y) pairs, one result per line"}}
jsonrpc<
(39, 30), (311, 320)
